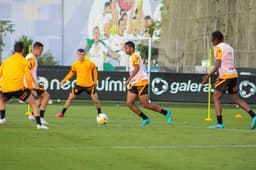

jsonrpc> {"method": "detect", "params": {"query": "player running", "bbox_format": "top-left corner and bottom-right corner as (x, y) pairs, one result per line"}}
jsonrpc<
(55, 49), (103, 117)
(0, 42), (48, 129)
(202, 30), (256, 129)
(123, 41), (171, 126)
(26, 42), (50, 124)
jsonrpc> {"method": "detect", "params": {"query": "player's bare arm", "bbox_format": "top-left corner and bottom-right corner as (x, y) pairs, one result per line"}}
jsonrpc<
(123, 64), (139, 87)
(202, 60), (221, 85)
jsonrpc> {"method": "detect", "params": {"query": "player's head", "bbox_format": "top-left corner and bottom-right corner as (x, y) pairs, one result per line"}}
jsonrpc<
(77, 48), (85, 61)
(211, 31), (224, 45)
(104, 2), (111, 14)
(124, 41), (135, 55)
(33, 42), (44, 57)
(93, 26), (100, 43)
(14, 41), (24, 54)
(145, 15), (152, 26)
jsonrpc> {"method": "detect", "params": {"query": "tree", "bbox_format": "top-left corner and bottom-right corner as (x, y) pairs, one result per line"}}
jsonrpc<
(16, 35), (57, 65)
(0, 20), (15, 62)
(37, 50), (57, 65)
(15, 35), (33, 57)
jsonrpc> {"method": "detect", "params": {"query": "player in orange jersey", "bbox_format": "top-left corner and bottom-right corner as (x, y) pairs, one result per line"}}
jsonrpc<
(202, 31), (256, 129)
(0, 42), (48, 129)
(123, 41), (171, 126)
(55, 49), (102, 117)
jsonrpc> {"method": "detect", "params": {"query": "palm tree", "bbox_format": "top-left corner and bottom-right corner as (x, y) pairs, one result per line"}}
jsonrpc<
(0, 20), (15, 62)
(15, 35), (33, 57)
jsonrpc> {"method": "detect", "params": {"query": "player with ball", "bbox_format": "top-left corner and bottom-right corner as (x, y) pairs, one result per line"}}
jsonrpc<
(123, 41), (172, 126)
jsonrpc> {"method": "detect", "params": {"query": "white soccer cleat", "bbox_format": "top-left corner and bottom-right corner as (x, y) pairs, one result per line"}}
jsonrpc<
(0, 118), (7, 124)
(40, 118), (48, 125)
(37, 124), (49, 130)
(28, 114), (35, 120)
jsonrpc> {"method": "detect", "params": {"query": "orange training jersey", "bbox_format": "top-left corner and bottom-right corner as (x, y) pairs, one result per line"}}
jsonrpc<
(129, 53), (148, 86)
(0, 52), (33, 92)
(62, 59), (97, 87)
(25, 53), (38, 87)
(214, 42), (238, 79)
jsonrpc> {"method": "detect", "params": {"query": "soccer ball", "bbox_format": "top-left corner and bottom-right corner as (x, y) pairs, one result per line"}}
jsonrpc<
(96, 113), (108, 125)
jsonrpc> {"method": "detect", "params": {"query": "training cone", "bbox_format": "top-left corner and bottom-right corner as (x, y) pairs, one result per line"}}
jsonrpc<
(235, 114), (242, 118)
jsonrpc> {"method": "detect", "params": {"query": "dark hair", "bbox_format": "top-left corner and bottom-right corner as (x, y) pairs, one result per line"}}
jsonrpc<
(145, 15), (151, 20)
(104, 2), (111, 8)
(33, 41), (44, 49)
(122, 13), (128, 18)
(212, 31), (224, 43)
(93, 26), (100, 32)
(77, 48), (85, 53)
(125, 41), (135, 49)
(120, 9), (125, 16)
(14, 41), (24, 52)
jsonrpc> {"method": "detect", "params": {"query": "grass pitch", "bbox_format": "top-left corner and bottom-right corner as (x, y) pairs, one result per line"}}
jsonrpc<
(0, 101), (256, 170)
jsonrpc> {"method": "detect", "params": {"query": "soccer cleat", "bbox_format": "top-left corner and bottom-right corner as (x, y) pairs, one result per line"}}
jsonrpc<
(0, 118), (7, 125)
(209, 123), (224, 129)
(28, 114), (35, 120)
(140, 118), (151, 126)
(250, 116), (256, 129)
(54, 112), (64, 117)
(37, 124), (48, 130)
(40, 118), (48, 125)
(165, 110), (172, 125)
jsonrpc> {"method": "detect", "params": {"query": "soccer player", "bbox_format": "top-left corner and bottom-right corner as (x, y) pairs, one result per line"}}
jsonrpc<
(0, 42), (48, 129)
(26, 42), (50, 124)
(123, 41), (171, 126)
(202, 31), (256, 129)
(55, 49), (102, 117)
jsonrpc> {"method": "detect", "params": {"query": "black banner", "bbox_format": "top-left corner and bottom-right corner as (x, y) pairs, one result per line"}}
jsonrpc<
(38, 66), (256, 103)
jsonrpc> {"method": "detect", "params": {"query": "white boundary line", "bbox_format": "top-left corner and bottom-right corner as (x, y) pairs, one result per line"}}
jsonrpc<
(16, 144), (256, 151)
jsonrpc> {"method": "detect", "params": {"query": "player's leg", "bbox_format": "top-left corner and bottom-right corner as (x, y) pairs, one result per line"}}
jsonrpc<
(126, 90), (150, 126)
(209, 89), (224, 128)
(209, 79), (227, 128)
(25, 91), (48, 129)
(86, 86), (102, 115)
(230, 92), (256, 129)
(0, 94), (6, 124)
(29, 89), (50, 124)
(90, 93), (102, 115)
(138, 94), (172, 125)
(55, 92), (76, 117)
(39, 91), (50, 118)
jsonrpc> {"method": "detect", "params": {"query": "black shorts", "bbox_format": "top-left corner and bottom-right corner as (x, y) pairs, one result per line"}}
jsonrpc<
(72, 85), (96, 96)
(129, 84), (148, 96)
(214, 78), (238, 94)
(33, 87), (46, 98)
(1, 88), (31, 101)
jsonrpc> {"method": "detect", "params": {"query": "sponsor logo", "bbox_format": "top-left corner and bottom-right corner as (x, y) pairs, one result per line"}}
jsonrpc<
(151, 77), (168, 95)
(38, 76), (127, 92)
(151, 77), (212, 95)
(239, 80), (256, 98)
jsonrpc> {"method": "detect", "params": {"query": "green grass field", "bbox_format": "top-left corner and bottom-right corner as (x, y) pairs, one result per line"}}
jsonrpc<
(0, 100), (256, 170)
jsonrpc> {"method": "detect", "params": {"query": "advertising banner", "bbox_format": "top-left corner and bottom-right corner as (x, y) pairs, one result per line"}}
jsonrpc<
(38, 67), (256, 103)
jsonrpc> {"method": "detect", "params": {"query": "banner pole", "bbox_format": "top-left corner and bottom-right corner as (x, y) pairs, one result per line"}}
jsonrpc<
(147, 37), (152, 103)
